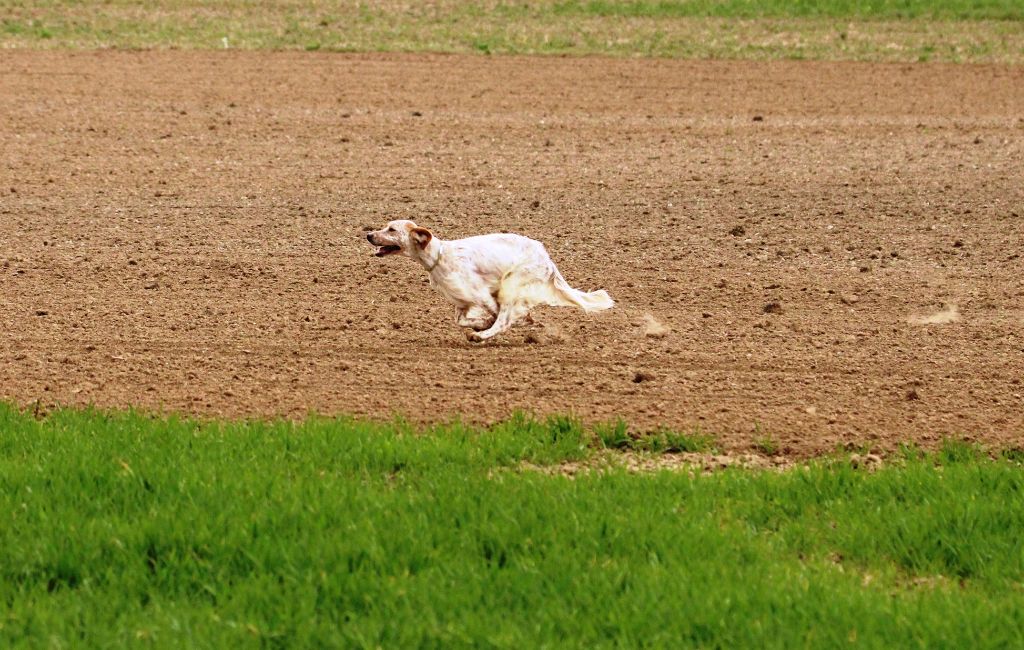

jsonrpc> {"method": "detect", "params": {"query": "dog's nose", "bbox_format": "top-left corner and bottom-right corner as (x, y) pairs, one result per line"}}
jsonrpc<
(366, 233), (374, 243)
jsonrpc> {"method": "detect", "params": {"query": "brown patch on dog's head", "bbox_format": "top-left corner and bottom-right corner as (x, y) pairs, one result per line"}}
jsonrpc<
(366, 219), (426, 257)
(409, 226), (432, 249)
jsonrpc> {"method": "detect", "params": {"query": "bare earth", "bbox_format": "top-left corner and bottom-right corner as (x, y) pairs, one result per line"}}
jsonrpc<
(1, 51), (1022, 456)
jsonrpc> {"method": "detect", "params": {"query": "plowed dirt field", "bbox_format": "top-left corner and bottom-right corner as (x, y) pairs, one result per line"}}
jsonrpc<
(2, 51), (1022, 455)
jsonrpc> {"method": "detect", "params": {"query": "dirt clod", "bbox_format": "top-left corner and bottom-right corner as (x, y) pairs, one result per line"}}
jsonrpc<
(909, 304), (960, 326)
(850, 453), (883, 470)
(642, 314), (669, 339)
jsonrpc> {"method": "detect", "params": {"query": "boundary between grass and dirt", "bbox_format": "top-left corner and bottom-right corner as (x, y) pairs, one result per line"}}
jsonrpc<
(5, 400), (1022, 469)
(2, 1), (1024, 63)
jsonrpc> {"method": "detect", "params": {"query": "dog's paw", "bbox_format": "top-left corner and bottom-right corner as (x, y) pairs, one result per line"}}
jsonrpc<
(467, 331), (485, 343)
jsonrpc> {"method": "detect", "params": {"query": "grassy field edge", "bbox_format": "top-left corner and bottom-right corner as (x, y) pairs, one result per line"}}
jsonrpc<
(2, 403), (1023, 646)
(2, 2), (1024, 63)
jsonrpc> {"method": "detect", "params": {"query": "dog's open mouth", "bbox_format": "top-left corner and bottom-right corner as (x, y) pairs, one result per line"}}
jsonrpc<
(374, 245), (401, 257)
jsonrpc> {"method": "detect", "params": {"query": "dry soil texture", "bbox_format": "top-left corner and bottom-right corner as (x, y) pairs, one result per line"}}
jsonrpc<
(2, 52), (1022, 455)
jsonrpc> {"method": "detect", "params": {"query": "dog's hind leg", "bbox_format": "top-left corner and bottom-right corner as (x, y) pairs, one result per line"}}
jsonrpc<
(457, 304), (496, 331)
(468, 301), (529, 342)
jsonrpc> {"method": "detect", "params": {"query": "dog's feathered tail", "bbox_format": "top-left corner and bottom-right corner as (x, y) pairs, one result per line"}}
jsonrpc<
(549, 271), (614, 312)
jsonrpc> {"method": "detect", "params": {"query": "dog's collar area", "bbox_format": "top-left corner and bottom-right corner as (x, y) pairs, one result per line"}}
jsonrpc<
(424, 248), (443, 273)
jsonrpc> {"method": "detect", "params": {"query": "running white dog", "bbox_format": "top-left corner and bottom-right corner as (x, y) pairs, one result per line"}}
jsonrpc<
(366, 220), (613, 341)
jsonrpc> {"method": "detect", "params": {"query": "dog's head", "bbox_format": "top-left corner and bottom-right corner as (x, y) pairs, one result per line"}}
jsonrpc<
(365, 220), (433, 258)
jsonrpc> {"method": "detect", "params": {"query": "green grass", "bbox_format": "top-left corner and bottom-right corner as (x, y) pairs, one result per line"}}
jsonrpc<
(552, 0), (1024, 20)
(1, 0), (1023, 62)
(594, 418), (717, 453)
(1, 404), (1023, 647)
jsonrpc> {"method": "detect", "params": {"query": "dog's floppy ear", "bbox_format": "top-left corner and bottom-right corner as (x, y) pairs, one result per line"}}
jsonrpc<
(409, 227), (432, 249)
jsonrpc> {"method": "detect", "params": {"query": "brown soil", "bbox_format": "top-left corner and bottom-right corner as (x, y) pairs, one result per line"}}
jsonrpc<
(2, 51), (1022, 456)
(521, 451), (796, 477)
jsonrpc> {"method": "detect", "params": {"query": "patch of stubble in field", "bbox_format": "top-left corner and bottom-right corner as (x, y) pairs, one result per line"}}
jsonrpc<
(1, 51), (1022, 455)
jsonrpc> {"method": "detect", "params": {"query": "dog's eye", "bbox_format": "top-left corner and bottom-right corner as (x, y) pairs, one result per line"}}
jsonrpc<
(387, 227), (395, 232)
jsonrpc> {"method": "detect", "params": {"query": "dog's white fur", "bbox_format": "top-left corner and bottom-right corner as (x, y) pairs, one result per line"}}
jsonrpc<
(366, 220), (613, 341)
